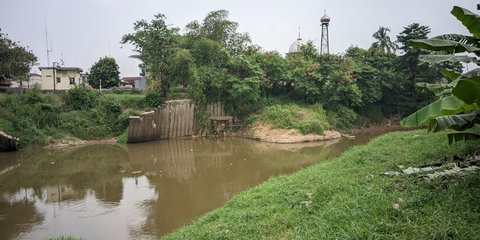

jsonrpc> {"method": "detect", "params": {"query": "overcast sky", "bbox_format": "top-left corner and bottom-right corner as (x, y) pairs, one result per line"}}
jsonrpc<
(0, 0), (477, 77)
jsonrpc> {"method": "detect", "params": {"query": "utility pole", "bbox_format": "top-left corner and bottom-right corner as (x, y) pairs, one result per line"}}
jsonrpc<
(52, 62), (57, 91)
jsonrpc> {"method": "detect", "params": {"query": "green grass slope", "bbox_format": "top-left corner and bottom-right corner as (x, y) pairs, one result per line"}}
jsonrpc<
(164, 130), (480, 239)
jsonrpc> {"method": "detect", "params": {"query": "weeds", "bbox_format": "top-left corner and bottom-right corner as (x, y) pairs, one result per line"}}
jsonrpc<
(259, 103), (328, 134)
(0, 88), (144, 148)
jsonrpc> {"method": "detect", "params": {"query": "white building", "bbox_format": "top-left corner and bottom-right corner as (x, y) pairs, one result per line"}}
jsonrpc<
(39, 66), (83, 91)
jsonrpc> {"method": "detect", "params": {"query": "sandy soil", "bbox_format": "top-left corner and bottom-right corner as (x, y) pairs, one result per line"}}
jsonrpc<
(244, 123), (342, 144)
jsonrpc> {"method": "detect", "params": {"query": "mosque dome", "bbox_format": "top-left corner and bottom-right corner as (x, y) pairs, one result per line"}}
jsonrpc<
(288, 37), (305, 53)
(321, 13), (330, 23)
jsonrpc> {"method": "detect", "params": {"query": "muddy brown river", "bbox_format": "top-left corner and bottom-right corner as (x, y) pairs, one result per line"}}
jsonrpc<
(0, 129), (390, 239)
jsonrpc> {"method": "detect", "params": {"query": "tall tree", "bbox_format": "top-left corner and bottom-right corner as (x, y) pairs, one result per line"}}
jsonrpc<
(371, 27), (397, 53)
(185, 10), (251, 56)
(121, 14), (179, 97)
(395, 23), (441, 114)
(88, 56), (120, 89)
(0, 29), (37, 81)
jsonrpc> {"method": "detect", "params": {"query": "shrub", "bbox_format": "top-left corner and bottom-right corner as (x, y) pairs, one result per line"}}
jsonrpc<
(260, 103), (328, 134)
(327, 105), (358, 130)
(62, 87), (99, 110)
(143, 90), (165, 108)
(298, 119), (324, 135)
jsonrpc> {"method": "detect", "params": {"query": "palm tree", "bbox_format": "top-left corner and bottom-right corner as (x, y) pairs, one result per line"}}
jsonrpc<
(371, 26), (397, 53)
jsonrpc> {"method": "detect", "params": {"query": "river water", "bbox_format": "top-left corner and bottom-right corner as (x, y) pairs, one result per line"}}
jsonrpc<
(0, 129), (389, 239)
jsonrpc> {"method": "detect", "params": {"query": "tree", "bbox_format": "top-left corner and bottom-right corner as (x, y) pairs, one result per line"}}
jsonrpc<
(88, 57), (120, 89)
(121, 14), (179, 97)
(185, 10), (251, 56)
(346, 46), (399, 117)
(371, 27), (397, 53)
(401, 6), (480, 143)
(394, 23), (446, 114)
(0, 29), (37, 81)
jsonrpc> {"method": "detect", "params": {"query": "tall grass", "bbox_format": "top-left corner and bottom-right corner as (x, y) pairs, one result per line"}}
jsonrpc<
(259, 103), (329, 134)
(0, 88), (144, 148)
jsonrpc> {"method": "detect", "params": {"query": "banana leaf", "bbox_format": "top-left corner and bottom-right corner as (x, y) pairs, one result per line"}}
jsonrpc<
(433, 34), (480, 47)
(429, 111), (480, 132)
(441, 68), (461, 81)
(448, 131), (480, 144)
(400, 95), (466, 127)
(451, 6), (480, 39)
(452, 76), (480, 105)
(410, 39), (480, 53)
(418, 54), (477, 64)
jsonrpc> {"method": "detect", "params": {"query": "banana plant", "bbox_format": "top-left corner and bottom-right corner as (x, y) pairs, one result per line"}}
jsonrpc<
(400, 6), (480, 143)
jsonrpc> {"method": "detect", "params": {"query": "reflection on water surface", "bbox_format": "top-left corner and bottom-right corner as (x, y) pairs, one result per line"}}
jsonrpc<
(0, 130), (387, 239)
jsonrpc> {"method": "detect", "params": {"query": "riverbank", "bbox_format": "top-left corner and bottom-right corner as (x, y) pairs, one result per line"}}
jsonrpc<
(0, 88), (144, 149)
(244, 122), (342, 143)
(164, 130), (480, 239)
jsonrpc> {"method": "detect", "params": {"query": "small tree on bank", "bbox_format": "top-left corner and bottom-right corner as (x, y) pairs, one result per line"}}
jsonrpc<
(88, 56), (120, 89)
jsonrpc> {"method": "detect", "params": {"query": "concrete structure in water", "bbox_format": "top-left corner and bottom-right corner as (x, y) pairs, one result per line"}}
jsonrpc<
(127, 100), (233, 143)
(39, 66), (83, 90)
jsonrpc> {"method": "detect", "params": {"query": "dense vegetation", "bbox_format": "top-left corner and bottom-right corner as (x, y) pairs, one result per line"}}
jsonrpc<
(0, 88), (143, 148)
(401, 6), (480, 143)
(120, 10), (460, 130)
(165, 130), (480, 239)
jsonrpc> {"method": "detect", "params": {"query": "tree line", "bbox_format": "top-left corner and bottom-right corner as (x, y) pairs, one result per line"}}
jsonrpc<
(0, 10), (460, 126)
(121, 10), (459, 124)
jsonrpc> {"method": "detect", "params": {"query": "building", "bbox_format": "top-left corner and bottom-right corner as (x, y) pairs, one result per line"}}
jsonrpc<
(27, 73), (42, 88)
(121, 76), (147, 90)
(39, 66), (83, 91)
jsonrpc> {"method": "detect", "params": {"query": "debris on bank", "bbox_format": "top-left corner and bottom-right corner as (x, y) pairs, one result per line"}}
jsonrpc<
(0, 131), (19, 152)
(383, 154), (480, 179)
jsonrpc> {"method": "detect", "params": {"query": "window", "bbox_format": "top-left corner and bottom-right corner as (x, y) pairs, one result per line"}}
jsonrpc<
(69, 77), (75, 85)
(56, 77), (61, 83)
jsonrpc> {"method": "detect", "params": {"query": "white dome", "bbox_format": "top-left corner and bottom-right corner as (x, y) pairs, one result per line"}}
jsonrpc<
(288, 38), (305, 53)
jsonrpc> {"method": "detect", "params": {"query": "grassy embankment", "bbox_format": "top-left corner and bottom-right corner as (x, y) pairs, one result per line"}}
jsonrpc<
(254, 102), (358, 135)
(0, 88), (145, 148)
(165, 130), (480, 239)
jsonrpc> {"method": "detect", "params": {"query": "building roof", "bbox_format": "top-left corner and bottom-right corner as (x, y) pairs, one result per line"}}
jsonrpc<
(121, 76), (142, 81)
(29, 73), (41, 77)
(121, 76), (142, 84)
(39, 67), (83, 72)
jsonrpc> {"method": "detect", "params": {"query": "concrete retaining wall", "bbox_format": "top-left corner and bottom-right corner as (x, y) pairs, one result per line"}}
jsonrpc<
(127, 100), (226, 143)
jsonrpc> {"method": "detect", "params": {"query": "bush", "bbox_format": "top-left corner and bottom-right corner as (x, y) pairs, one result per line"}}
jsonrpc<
(143, 90), (165, 108)
(62, 87), (99, 110)
(260, 103), (328, 134)
(298, 119), (324, 135)
(327, 105), (358, 130)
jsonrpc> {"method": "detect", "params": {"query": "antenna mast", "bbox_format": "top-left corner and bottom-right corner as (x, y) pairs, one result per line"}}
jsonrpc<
(45, 18), (53, 66)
